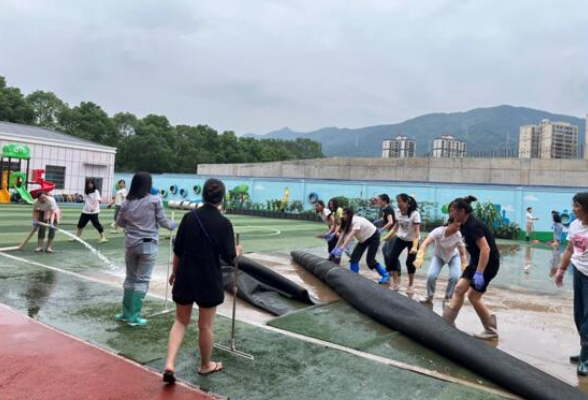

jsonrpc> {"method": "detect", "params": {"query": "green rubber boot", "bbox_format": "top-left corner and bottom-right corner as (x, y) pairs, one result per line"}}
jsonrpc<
(114, 289), (133, 322)
(578, 346), (588, 376)
(127, 290), (147, 327)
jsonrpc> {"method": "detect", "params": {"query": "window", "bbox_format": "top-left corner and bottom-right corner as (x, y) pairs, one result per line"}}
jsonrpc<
(86, 177), (103, 194)
(45, 165), (66, 189)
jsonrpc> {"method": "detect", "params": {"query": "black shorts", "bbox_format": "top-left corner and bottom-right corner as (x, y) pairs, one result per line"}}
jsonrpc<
(461, 263), (499, 293)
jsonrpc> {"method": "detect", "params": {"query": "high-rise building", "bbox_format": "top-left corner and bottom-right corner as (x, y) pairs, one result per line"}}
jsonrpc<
(382, 135), (416, 158)
(518, 119), (578, 159)
(432, 135), (466, 158)
(584, 114), (588, 159)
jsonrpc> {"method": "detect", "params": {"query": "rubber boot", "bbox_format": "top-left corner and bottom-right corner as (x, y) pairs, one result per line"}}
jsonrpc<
(443, 306), (458, 326)
(115, 289), (133, 322)
(578, 347), (588, 376)
(474, 314), (498, 340)
(375, 263), (390, 284)
(349, 262), (360, 273)
(127, 290), (147, 326)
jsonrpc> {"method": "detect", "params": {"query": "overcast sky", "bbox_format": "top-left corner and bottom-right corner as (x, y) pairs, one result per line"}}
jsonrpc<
(2, 0), (587, 134)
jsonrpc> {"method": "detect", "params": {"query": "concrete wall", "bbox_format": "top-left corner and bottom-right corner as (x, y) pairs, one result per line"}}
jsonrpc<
(198, 157), (588, 187)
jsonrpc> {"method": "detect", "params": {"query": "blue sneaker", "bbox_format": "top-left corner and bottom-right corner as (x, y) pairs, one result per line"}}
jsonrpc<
(375, 264), (390, 284)
(349, 262), (360, 273)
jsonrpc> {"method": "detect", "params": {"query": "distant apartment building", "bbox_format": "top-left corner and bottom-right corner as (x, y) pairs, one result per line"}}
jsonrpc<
(432, 134), (466, 158)
(585, 114), (588, 159)
(382, 135), (416, 158)
(519, 119), (578, 159)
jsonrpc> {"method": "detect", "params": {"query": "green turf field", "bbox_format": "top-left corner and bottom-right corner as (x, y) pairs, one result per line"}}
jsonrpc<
(0, 204), (327, 254)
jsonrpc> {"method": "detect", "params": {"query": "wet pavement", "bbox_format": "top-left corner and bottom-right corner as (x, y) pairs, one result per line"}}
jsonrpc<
(1, 204), (586, 397)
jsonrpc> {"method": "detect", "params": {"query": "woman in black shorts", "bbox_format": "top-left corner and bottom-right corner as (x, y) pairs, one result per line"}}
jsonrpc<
(443, 195), (500, 340)
(163, 179), (242, 381)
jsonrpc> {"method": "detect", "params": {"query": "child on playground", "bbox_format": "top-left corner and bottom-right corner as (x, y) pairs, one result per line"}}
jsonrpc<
(72, 178), (107, 243)
(107, 179), (127, 234)
(32, 192), (62, 253)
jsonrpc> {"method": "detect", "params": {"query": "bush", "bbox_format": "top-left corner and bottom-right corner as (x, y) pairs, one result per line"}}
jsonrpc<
(288, 200), (304, 213)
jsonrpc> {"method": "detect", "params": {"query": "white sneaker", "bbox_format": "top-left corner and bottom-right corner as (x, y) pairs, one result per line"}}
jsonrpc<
(35, 247), (43, 253)
(406, 286), (415, 295)
(392, 283), (401, 292)
(419, 296), (433, 304)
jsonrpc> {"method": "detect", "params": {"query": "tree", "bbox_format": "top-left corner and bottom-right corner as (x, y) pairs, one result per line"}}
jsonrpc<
(0, 76), (326, 173)
(112, 112), (139, 170)
(58, 102), (118, 146)
(25, 90), (67, 129)
(0, 76), (34, 124)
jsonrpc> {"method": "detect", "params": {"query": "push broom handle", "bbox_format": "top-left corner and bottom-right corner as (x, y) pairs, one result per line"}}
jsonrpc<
(230, 233), (240, 350)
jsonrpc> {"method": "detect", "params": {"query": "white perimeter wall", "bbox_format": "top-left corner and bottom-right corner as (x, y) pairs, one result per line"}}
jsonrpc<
(0, 138), (116, 201)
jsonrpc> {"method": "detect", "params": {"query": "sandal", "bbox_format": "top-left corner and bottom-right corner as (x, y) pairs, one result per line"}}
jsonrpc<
(163, 369), (176, 384)
(198, 362), (223, 376)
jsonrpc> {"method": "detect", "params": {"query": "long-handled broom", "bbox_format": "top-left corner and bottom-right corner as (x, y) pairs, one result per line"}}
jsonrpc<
(214, 233), (254, 360)
(147, 211), (175, 318)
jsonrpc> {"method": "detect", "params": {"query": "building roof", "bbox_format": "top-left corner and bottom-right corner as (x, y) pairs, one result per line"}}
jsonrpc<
(0, 121), (116, 152)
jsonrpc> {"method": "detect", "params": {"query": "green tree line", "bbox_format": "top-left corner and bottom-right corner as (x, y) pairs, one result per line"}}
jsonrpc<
(0, 76), (324, 173)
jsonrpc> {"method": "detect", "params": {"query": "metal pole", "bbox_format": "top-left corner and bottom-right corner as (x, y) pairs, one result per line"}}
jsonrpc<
(230, 233), (240, 351)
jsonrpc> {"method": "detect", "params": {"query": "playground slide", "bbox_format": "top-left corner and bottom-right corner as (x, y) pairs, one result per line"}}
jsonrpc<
(15, 185), (34, 204)
(0, 171), (9, 204)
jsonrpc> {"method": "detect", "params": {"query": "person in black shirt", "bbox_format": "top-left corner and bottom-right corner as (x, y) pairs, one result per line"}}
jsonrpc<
(443, 195), (500, 340)
(376, 194), (395, 284)
(163, 179), (242, 381)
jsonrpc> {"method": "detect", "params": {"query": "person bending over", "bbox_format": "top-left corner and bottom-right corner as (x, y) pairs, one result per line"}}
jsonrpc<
(443, 196), (500, 340)
(414, 217), (467, 306)
(331, 208), (389, 283)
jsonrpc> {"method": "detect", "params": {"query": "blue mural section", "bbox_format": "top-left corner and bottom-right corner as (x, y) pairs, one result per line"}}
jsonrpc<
(114, 172), (581, 234)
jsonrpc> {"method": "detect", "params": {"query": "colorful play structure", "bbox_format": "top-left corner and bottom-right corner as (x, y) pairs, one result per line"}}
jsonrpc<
(0, 144), (55, 205)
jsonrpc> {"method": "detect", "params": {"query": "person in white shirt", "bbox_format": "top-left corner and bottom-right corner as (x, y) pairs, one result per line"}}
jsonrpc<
(108, 179), (127, 234)
(382, 194), (421, 294)
(72, 178), (107, 243)
(555, 192), (588, 376)
(525, 207), (539, 242)
(331, 208), (389, 283)
(414, 218), (468, 305)
(32, 192), (62, 253)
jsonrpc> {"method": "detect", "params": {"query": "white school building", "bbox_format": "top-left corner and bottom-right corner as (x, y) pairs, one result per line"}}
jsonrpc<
(0, 121), (117, 201)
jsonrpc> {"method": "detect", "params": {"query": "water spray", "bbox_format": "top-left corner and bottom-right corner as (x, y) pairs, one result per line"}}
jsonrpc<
(36, 221), (116, 270)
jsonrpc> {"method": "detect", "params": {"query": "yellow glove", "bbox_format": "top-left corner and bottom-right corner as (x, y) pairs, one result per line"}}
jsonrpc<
(382, 230), (396, 242)
(413, 250), (425, 269)
(409, 238), (419, 254)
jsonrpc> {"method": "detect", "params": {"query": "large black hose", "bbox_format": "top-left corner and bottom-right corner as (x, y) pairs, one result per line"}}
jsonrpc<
(291, 251), (586, 400)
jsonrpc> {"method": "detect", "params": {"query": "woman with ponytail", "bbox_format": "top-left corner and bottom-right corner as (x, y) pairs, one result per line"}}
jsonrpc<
(382, 194), (421, 294)
(331, 208), (390, 283)
(443, 195), (500, 340)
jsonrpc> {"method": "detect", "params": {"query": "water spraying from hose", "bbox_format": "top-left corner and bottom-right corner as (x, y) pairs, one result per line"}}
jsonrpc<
(37, 222), (116, 270)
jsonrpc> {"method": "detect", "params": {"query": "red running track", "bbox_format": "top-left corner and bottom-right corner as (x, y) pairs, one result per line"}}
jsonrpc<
(0, 304), (214, 400)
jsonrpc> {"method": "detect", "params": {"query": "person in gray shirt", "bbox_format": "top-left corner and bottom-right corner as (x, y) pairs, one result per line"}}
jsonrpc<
(115, 172), (176, 326)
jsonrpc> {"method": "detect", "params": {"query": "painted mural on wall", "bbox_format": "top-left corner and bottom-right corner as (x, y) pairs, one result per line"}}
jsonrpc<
(115, 172), (579, 239)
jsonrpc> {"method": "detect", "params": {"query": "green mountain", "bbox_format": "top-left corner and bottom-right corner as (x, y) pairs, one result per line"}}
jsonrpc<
(248, 105), (586, 157)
